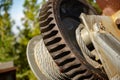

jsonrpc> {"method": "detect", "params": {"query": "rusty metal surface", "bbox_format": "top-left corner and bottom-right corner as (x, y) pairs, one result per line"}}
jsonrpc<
(39, 0), (108, 79)
(96, 0), (120, 16)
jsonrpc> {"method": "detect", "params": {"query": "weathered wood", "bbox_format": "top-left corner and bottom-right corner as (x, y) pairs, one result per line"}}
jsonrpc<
(0, 61), (16, 80)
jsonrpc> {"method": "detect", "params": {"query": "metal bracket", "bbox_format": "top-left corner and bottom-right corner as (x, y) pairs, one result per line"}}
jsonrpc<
(76, 13), (120, 80)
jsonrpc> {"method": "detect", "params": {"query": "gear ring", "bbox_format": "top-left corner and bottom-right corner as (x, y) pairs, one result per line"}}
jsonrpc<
(39, 0), (108, 79)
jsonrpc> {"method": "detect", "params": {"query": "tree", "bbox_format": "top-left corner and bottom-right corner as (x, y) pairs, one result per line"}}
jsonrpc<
(87, 0), (101, 14)
(14, 0), (42, 79)
(0, 0), (41, 79)
(0, 0), (15, 62)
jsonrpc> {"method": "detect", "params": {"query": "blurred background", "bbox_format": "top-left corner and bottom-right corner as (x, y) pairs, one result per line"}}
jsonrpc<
(0, 0), (100, 80)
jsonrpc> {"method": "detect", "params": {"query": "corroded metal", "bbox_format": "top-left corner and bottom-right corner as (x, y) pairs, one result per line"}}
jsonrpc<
(39, 0), (108, 79)
(96, 0), (120, 16)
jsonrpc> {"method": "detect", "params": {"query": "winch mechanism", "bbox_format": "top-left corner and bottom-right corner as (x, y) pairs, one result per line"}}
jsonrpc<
(27, 0), (120, 80)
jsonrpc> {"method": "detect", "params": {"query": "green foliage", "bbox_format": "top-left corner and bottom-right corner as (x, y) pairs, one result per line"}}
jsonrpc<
(15, 0), (41, 79)
(87, 0), (102, 14)
(0, 0), (42, 79)
(0, 0), (12, 11)
(0, 0), (15, 62)
(17, 70), (37, 80)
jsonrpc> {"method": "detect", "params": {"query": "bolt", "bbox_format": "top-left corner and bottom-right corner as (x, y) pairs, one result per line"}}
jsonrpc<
(115, 18), (120, 30)
(99, 23), (105, 30)
(93, 23), (106, 32)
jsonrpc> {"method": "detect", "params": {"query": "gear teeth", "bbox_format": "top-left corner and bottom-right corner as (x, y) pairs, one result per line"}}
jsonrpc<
(40, 6), (52, 15)
(85, 74), (99, 80)
(39, 12), (52, 21)
(55, 57), (76, 66)
(41, 23), (55, 33)
(39, 0), (108, 80)
(42, 2), (52, 9)
(68, 68), (87, 78)
(52, 51), (71, 59)
(43, 36), (60, 44)
(42, 30), (58, 39)
(39, 2), (53, 16)
(72, 71), (93, 80)
(62, 62), (81, 73)
(51, 48), (70, 57)
(49, 44), (66, 53)
(40, 17), (53, 27)
(46, 37), (62, 46)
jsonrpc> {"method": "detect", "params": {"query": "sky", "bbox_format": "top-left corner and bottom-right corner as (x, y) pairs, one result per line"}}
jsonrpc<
(10, 0), (42, 34)
(10, 0), (24, 34)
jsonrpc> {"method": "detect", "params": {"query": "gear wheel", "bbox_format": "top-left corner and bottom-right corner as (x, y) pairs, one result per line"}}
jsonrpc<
(39, 0), (108, 79)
